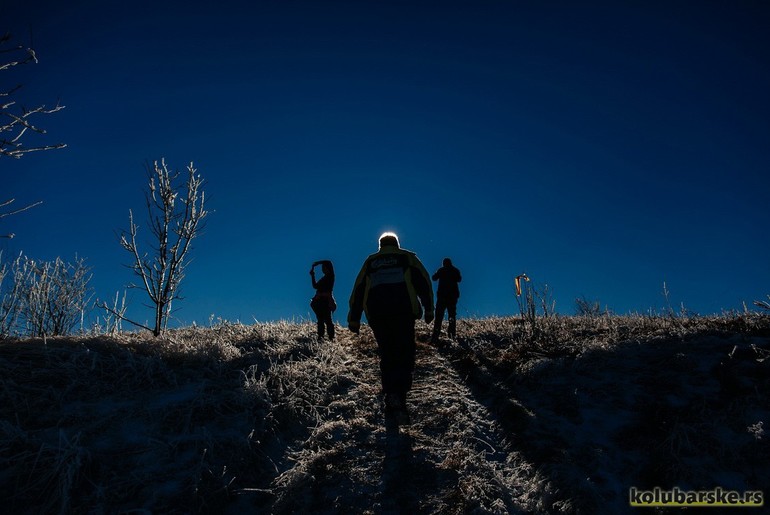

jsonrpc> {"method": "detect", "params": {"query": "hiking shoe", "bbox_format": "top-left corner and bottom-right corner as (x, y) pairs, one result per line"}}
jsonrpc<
(384, 394), (410, 425)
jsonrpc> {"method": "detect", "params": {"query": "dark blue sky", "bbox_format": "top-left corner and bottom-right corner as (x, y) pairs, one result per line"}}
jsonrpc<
(3, 0), (769, 326)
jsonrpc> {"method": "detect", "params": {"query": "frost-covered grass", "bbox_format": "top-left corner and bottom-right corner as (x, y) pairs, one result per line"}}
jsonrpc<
(0, 313), (768, 513)
(446, 313), (770, 513)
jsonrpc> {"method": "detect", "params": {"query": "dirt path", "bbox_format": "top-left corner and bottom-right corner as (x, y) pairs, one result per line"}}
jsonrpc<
(241, 330), (546, 514)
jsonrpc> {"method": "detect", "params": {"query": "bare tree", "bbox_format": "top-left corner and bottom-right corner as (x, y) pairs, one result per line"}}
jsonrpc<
(118, 159), (208, 336)
(1, 32), (65, 158)
(23, 256), (93, 337)
(2, 32), (65, 236)
(1, 253), (93, 337)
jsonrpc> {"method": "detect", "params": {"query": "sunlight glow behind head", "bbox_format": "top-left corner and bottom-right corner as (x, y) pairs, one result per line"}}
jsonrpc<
(378, 232), (400, 249)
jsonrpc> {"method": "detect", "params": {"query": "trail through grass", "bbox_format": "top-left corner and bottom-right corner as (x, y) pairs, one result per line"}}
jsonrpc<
(256, 330), (547, 514)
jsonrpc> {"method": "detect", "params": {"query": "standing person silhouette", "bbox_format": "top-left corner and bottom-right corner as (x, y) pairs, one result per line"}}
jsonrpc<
(431, 257), (462, 345)
(348, 232), (434, 423)
(310, 260), (336, 341)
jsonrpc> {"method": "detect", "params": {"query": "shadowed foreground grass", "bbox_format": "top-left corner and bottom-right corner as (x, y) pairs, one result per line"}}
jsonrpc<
(1, 313), (768, 513)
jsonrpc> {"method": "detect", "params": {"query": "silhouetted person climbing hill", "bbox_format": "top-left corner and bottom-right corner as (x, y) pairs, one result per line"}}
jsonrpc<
(310, 260), (336, 341)
(348, 232), (434, 424)
(431, 257), (461, 345)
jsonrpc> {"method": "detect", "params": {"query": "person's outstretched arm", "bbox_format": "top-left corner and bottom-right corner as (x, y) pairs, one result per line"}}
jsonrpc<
(347, 261), (368, 333)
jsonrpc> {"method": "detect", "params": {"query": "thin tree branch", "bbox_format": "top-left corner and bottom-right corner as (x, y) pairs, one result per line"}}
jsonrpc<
(0, 199), (43, 219)
(96, 301), (154, 333)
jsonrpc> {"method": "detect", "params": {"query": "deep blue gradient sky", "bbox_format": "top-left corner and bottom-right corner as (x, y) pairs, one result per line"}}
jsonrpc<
(3, 0), (769, 327)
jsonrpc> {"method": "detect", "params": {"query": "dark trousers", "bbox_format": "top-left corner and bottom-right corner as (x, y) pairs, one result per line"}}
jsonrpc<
(432, 296), (457, 339)
(369, 316), (416, 396)
(311, 305), (335, 340)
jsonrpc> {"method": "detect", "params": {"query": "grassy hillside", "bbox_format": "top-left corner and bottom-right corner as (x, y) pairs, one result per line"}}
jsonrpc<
(1, 313), (768, 513)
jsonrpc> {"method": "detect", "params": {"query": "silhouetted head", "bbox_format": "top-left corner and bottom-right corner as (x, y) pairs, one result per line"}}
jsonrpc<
(322, 262), (334, 276)
(379, 232), (400, 249)
(443, 257), (452, 267)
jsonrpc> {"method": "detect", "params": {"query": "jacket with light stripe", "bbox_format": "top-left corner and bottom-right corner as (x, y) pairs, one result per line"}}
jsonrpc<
(348, 244), (434, 324)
